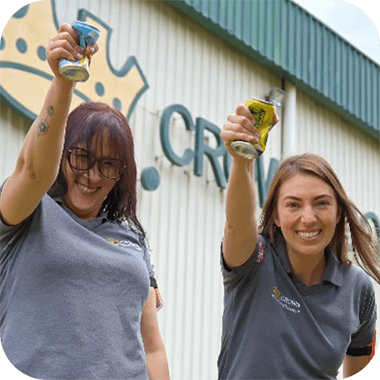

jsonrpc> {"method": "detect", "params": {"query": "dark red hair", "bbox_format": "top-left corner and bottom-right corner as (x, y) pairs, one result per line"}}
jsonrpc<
(49, 102), (144, 235)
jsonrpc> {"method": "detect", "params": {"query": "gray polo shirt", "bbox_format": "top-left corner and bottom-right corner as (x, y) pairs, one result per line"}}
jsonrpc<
(1, 191), (154, 380)
(218, 234), (377, 380)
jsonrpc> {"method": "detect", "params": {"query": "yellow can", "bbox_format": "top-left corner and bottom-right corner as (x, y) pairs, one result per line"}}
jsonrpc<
(230, 98), (275, 159)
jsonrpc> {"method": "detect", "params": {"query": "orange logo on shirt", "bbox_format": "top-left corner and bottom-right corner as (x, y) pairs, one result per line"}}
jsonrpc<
(256, 241), (265, 262)
(106, 237), (121, 245)
(273, 286), (282, 300)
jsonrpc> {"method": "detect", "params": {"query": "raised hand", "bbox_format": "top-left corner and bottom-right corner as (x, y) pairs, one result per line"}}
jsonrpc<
(221, 103), (278, 159)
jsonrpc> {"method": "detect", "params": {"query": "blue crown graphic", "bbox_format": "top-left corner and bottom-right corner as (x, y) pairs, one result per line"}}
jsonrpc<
(0, 0), (149, 121)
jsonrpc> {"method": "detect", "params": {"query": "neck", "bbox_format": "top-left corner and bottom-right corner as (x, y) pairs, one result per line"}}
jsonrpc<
(287, 249), (326, 287)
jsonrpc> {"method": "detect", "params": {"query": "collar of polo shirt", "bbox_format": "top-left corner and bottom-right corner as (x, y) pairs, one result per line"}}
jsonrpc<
(275, 235), (344, 287)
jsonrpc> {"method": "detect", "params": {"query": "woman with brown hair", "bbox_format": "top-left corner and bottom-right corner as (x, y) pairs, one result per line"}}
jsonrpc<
(218, 103), (379, 379)
(0, 24), (169, 380)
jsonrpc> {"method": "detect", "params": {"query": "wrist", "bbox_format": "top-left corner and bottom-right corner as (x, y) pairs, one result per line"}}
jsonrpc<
(232, 156), (255, 170)
(53, 76), (76, 91)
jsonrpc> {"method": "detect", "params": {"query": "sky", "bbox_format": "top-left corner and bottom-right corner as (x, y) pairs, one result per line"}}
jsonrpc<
(292, 0), (380, 64)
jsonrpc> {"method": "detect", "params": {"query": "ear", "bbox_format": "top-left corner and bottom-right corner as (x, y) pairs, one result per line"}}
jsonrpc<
(274, 212), (281, 228)
(336, 205), (343, 225)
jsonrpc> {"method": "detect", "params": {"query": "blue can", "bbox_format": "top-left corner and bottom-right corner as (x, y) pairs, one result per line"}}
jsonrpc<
(58, 21), (100, 82)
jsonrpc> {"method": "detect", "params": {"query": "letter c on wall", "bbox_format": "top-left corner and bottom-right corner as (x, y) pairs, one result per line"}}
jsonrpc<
(160, 104), (194, 166)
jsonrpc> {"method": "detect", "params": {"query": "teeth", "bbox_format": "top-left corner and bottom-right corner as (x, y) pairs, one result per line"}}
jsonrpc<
(77, 182), (97, 193)
(298, 231), (320, 238)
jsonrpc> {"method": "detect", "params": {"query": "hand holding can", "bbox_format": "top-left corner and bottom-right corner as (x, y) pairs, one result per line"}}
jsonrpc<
(58, 21), (100, 82)
(230, 98), (276, 159)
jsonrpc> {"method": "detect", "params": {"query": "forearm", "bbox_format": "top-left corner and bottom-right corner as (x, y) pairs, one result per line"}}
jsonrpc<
(146, 348), (170, 380)
(225, 158), (258, 241)
(18, 77), (75, 185)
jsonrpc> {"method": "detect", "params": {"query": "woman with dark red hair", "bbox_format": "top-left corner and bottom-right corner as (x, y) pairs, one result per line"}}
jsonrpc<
(0, 24), (169, 380)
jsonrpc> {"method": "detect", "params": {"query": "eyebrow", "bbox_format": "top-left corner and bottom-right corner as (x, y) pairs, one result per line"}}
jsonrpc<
(74, 147), (118, 160)
(283, 194), (334, 201)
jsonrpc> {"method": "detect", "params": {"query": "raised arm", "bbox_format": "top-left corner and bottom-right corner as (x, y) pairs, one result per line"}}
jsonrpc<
(220, 104), (278, 268)
(0, 24), (95, 226)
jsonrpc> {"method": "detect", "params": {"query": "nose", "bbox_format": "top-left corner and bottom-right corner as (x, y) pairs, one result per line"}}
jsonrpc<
(83, 162), (102, 182)
(301, 206), (317, 225)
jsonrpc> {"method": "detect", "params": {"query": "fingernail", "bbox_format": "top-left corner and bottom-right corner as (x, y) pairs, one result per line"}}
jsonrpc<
(249, 136), (259, 143)
(77, 52), (83, 59)
(90, 47), (95, 55)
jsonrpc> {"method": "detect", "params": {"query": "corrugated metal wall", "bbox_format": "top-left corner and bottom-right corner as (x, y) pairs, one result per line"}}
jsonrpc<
(111, 2), (282, 378)
(294, 90), (380, 218)
(1, 1), (281, 379)
(167, 0), (380, 141)
(290, 89), (380, 380)
(1, 1), (379, 379)
(0, 101), (29, 181)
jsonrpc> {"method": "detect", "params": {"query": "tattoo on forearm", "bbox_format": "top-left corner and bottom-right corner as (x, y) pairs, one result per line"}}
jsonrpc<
(38, 106), (54, 136)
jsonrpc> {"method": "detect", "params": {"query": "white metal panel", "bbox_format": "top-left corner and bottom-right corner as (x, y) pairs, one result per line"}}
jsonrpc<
(292, 89), (380, 364)
(0, 101), (29, 183)
(293, 89), (380, 220)
(118, 3), (282, 379)
(1, 1), (281, 379)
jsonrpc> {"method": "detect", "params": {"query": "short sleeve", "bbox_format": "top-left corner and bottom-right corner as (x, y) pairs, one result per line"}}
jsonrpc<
(139, 235), (163, 310)
(221, 235), (267, 291)
(139, 235), (155, 278)
(0, 180), (34, 269)
(347, 275), (377, 352)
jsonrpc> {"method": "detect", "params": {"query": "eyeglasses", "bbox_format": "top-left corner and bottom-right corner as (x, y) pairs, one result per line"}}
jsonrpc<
(68, 147), (125, 179)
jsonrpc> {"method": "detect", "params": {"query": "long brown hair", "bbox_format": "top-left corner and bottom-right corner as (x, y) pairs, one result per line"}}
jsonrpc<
(259, 153), (380, 284)
(48, 102), (145, 236)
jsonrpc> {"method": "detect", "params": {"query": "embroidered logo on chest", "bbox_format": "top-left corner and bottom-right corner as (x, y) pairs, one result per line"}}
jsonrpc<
(271, 286), (301, 314)
(106, 237), (142, 251)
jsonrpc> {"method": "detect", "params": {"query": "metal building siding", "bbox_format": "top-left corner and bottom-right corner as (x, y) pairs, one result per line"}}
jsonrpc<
(1, 1), (379, 379)
(291, 90), (380, 355)
(0, 101), (29, 182)
(123, 2), (282, 378)
(54, 1), (281, 379)
(166, 0), (380, 141)
(294, 89), (380, 218)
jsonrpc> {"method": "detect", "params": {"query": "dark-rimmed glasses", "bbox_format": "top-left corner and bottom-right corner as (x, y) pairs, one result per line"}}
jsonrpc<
(68, 147), (125, 179)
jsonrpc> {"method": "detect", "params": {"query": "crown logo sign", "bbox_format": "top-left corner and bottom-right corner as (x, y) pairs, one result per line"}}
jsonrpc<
(0, 0), (149, 121)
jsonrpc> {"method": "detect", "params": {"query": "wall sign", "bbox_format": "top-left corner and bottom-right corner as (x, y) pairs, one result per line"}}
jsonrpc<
(1, 0), (378, 244)
(0, 0), (148, 121)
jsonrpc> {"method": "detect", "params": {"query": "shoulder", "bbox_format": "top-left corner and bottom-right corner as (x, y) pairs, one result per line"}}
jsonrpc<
(1, 192), (53, 230)
(344, 264), (376, 311)
(344, 264), (374, 290)
(114, 222), (144, 240)
(103, 220), (147, 248)
(221, 234), (271, 276)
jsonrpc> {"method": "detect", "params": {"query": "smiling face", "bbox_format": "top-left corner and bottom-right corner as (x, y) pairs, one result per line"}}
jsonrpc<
(275, 174), (341, 260)
(62, 137), (119, 221)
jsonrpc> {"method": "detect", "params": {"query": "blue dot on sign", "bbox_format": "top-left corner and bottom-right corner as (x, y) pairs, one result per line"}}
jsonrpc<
(13, 1), (29, 18)
(141, 167), (160, 191)
(0, 37), (5, 51)
(95, 82), (105, 96)
(37, 46), (46, 61)
(113, 98), (122, 110)
(16, 38), (27, 53)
